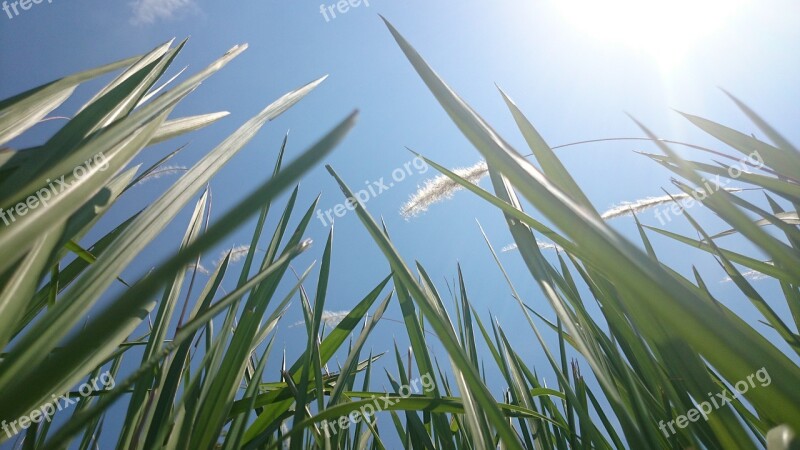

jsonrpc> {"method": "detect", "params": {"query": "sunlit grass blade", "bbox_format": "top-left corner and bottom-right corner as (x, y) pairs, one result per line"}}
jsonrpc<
(0, 52), (140, 146)
(497, 87), (596, 213)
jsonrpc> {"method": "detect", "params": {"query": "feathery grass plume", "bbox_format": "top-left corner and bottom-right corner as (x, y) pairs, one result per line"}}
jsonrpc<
(213, 245), (251, 268)
(290, 310), (350, 328)
(402, 160), (746, 220)
(600, 187), (744, 220)
(722, 269), (770, 283)
(400, 160), (488, 218)
(186, 262), (210, 275)
(133, 165), (188, 186)
(320, 310), (350, 327)
(502, 240), (562, 253)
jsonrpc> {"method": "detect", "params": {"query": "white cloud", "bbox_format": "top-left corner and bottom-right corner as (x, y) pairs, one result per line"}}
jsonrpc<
(130, 0), (196, 25)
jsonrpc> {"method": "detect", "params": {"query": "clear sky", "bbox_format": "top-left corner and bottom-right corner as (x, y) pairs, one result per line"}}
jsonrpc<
(1, 0), (799, 447)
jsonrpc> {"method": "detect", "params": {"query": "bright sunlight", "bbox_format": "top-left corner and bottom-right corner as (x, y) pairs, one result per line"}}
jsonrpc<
(555, 0), (750, 69)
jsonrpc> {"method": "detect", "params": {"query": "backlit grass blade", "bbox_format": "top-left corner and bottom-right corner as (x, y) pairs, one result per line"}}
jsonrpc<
(76, 40), (174, 114)
(0, 43), (246, 212)
(0, 52), (140, 146)
(677, 111), (800, 181)
(15, 213), (139, 339)
(0, 112), (168, 275)
(0, 42), (187, 202)
(149, 111), (230, 144)
(722, 89), (799, 156)
(497, 87), (596, 213)
(0, 227), (64, 349)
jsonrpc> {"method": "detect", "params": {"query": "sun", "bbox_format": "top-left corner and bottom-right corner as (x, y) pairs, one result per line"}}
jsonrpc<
(554, 0), (749, 69)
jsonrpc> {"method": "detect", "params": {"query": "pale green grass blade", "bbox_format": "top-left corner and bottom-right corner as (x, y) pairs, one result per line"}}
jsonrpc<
(495, 326), (543, 449)
(76, 40), (173, 113)
(312, 230), (335, 412)
(0, 41), (186, 199)
(497, 87), (596, 213)
(456, 265), (479, 371)
(54, 168), (141, 273)
(0, 77), (333, 392)
(0, 43), (246, 211)
(713, 210), (800, 239)
(15, 213), (139, 338)
(644, 225), (786, 279)
(0, 112), (167, 275)
(644, 153), (800, 202)
(82, 40), (186, 135)
(5, 167), (136, 337)
(0, 52), (139, 146)
(677, 111), (800, 181)
(722, 90), (799, 155)
(149, 111), (230, 144)
(0, 227), (64, 349)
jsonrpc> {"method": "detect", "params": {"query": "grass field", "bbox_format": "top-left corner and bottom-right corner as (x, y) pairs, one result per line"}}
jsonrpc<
(0, 19), (798, 450)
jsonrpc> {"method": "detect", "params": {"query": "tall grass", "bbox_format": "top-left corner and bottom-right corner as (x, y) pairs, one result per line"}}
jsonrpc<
(0, 21), (798, 450)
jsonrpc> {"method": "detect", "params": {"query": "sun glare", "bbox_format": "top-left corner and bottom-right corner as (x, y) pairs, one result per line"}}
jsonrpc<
(555, 0), (748, 69)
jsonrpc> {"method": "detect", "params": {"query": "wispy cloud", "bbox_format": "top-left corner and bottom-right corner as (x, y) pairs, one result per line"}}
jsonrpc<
(721, 269), (769, 283)
(130, 0), (196, 25)
(502, 240), (562, 253)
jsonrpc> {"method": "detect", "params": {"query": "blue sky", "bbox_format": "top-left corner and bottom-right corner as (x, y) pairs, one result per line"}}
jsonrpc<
(1, 0), (799, 447)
